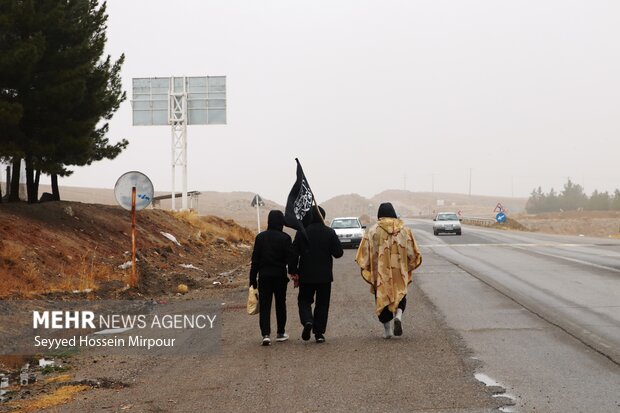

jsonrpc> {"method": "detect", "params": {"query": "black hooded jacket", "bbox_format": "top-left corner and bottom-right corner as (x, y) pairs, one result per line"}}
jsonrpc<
(377, 202), (398, 219)
(289, 206), (343, 283)
(249, 211), (292, 287)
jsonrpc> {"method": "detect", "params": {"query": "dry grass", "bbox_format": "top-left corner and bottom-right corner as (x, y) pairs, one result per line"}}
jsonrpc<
(514, 211), (620, 238)
(0, 241), (24, 267)
(0, 243), (118, 298)
(0, 241), (44, 297)
(52, 252), (119, 293)
(171, 210), (254, 244)
(492, 217), (527, 231)
(7, 384), (89, 412)
(0, 355), (31, 370)
(43, 373), (73, 384)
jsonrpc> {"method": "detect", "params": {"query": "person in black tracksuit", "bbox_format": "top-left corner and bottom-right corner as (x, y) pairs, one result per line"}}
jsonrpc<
(249, 210), (292, 346)
(289, 206), (343, 343)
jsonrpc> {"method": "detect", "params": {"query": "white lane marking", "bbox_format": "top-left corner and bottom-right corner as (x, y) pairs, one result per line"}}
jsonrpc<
(419, 243), (596, 248)
(511, 246), (620, 274)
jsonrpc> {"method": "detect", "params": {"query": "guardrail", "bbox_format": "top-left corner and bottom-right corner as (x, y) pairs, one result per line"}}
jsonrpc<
(460, 216), (496, 227)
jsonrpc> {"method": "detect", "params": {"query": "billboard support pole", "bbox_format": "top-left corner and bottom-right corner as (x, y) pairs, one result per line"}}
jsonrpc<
(170, 77), (188, 211)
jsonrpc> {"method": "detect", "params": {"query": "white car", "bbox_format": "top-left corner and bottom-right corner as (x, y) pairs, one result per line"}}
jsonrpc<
(433, 212), (462, 236)
(330, 217), (365, 248)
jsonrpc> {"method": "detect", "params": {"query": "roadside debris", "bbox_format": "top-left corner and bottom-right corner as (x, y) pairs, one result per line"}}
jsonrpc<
(72, 288), (93, 294)
(118, 261), (133, 270)
(38, 359), (55, 368)
(180, 263), (204, 272)
(160, 231), (182, 246)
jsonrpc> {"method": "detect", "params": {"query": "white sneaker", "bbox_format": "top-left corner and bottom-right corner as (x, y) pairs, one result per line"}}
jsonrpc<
(383, 321), (394, 339)
(262, 336), (271, 346)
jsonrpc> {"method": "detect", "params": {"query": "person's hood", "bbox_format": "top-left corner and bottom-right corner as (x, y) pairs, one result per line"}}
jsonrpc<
(377, 217), (404, 235)
(267, 210), (285, 231)
(377, 202), (398, 219)
(307, 205), (326, 226)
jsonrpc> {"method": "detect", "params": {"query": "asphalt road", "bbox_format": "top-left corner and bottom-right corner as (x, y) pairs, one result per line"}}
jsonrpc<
(55, 249), (505, 413)
(21, 221), (620, 412)
(409, 219), (620, 412)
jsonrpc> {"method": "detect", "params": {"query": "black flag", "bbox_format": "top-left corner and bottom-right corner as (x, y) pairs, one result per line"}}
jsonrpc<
(284, 159), (315, 237)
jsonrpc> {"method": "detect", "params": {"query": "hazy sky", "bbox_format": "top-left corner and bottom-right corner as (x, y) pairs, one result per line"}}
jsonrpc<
(37, 0), (620, 204)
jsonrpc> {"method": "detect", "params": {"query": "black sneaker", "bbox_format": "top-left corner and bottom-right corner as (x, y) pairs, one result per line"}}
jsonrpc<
(394, 318), (403, 337)
(315, 334), (325, 343)
(276, 333), (289, 342)
(262, 336), (271, 346)
(302, 322), (313, 341)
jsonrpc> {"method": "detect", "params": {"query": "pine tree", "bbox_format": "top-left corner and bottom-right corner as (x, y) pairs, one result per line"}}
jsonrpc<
(587, 190), (611, 211)
(611, 189), (620, 211)
(559, 179), (588, 211)
(546, 188), (560, 212)
(0, 0), (45, 201)
(2, 0), (126, 203)
(526, 187), (543, 213)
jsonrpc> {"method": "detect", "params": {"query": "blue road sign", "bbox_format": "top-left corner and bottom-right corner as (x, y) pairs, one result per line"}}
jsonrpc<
(496, 212), (507, 224)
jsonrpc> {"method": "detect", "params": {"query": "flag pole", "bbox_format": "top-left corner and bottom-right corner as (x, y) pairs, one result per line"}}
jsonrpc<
(312, 197), (325, 224)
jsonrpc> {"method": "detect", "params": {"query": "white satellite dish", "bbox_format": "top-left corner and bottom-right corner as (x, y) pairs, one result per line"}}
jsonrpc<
(114, 171), (154, 211)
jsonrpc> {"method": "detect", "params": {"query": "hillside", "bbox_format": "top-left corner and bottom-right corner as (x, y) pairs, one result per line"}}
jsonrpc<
(18, 185), (284, 232)
(322, 190), (527, 220)
(180, 191), (283, 230)
(0, 201), (254, 299)
(2, 183), (527, 227)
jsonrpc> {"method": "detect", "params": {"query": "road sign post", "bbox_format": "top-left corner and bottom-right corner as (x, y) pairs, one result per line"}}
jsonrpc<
(114, 171), (154, 288)
(131, 187), (137, 286)
(251, 194), (265, 233)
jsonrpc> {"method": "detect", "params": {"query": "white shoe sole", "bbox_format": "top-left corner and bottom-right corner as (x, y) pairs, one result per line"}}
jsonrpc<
(276, 336), (288, 342)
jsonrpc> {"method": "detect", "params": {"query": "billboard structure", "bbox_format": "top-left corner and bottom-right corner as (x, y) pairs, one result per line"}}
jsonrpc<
(131, 76), (226, 210)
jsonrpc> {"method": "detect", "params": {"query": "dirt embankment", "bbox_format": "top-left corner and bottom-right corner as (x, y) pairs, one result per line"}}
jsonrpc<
(463, 210), (620, 238)
(0, 201), (255, 299)
(514, 211), (620, 238)
(0, 201), (257, 411)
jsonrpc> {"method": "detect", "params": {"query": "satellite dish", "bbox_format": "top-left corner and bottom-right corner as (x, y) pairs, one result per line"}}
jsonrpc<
(114, 171), (154, 211)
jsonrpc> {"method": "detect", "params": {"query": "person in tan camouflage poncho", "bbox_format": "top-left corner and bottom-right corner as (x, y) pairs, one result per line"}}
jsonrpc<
(355, 203), (422, 338)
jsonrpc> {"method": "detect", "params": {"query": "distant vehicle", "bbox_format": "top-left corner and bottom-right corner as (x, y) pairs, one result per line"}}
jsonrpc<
(433, 212), (462, 236)
(330, 217), (365, 248)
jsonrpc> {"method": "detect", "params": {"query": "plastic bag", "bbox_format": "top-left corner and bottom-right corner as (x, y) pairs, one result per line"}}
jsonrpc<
(247, 286), (259, 315)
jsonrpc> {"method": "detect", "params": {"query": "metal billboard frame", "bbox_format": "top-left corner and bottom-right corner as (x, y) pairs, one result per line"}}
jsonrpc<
(131, 76), (226, 210)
